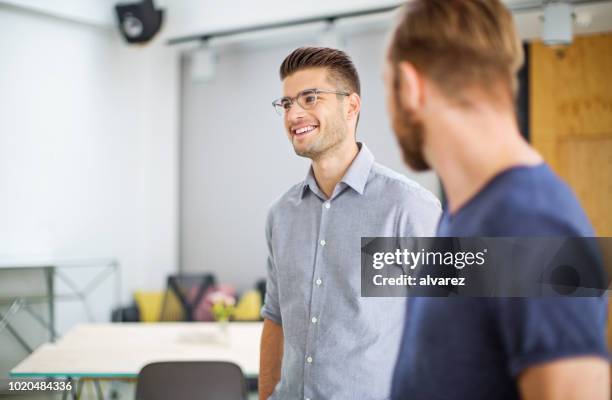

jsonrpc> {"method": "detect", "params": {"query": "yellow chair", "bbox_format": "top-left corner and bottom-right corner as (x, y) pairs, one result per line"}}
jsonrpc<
(133, 290), (183, 322)
(233, 290), (262, 321)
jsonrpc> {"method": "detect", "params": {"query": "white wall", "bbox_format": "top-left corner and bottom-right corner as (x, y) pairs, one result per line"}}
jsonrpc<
(0, 4), (179, 318)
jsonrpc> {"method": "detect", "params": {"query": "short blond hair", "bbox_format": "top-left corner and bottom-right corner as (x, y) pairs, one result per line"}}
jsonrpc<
(389, 0), (523, 107)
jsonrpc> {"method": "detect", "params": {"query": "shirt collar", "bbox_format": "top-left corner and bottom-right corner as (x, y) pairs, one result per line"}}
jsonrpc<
(301, 142), (375, 198)
(301, 167), (320, 198)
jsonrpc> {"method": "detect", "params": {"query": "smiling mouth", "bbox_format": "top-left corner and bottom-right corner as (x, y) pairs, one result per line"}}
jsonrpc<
(292, 125), (319, 137)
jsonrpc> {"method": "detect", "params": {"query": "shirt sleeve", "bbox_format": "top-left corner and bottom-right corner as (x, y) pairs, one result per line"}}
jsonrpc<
(491, 296), (609, 377)
(397, 190), (442, 237)
(260, 209), (282, 325)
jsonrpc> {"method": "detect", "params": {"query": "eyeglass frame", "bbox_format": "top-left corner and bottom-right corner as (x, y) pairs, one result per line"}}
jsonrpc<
(272, 88), (351, 116)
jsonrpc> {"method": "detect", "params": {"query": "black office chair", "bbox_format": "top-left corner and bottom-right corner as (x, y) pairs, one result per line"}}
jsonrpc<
(135, 361), (247, 400)
(160, 273), (216, 321)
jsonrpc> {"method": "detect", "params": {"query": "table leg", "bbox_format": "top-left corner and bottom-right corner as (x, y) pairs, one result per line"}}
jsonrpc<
(46, 266), (55, 342)
(62, 377), (76, 400)
(94, 379), (104, 400)
(75, 378), (84, 399)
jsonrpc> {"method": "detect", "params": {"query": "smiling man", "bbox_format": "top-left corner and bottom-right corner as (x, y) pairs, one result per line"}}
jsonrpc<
(259, 47), (441, 400)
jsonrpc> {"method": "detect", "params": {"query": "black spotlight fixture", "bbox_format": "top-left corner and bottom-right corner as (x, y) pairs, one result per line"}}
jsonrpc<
(115, 0), (164, 44)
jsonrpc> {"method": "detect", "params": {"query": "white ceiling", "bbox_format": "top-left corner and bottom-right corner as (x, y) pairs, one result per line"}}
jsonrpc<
(161, 0), (612, 42)
(2, 0), (612, 44)
(0, 0), (116, 27)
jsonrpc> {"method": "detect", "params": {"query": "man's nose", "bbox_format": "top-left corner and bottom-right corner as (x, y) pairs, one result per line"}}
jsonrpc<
(286, 103), (306, 122)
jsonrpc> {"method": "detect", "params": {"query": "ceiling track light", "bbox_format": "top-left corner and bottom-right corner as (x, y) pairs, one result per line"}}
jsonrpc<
(319, 19), (344, 49)
(190, 41), (217, 84)
(542, 0), (574, 47)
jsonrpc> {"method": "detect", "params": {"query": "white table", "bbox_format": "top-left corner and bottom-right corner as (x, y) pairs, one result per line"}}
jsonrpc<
(11, 322), (263, 379)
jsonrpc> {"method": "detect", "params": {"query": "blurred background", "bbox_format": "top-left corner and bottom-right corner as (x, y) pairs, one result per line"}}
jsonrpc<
(0, 0), (611, 398)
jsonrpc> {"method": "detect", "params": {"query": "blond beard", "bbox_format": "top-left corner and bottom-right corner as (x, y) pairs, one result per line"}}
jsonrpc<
(392, 86), (430, 171)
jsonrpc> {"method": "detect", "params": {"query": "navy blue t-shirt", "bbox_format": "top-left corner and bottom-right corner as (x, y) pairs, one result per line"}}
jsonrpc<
(391, 164), (609, 400)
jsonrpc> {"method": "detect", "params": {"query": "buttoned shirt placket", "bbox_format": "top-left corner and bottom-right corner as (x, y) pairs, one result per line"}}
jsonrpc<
(302, 183), (345, 400)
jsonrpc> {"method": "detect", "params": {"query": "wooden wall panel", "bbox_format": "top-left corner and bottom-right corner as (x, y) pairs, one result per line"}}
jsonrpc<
(557, 137), (612, 235)
(531, 33), (612, 352)
(530, 33), (612, 236)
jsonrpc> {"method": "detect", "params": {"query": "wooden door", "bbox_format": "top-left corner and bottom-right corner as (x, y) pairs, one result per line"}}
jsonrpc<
(530, 32), (612, 352)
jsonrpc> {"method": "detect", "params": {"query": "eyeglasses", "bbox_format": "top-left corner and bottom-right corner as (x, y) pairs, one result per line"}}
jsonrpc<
(272, 88), (350, 116)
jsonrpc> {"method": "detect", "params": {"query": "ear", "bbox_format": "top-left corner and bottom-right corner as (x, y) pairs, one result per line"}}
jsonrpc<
(397, 61), (424, 112)
(346, 93), (361, 123)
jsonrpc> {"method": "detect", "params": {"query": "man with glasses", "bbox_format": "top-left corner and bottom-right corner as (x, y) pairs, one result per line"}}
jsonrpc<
(259, 47), (441, 400)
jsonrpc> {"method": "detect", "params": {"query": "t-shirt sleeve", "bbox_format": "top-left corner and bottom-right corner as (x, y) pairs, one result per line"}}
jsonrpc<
(260, 210), (282, 325)
(491, 296), (609, 377)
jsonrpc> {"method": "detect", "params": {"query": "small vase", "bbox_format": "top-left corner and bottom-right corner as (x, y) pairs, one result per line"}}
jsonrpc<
(217, 319), (230, 345)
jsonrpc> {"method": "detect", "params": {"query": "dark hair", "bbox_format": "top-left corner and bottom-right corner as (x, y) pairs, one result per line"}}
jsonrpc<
(279, 47), (361, 96)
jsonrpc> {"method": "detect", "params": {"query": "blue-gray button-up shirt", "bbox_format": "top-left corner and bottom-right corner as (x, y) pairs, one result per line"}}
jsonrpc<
(262, 143), (441, 400)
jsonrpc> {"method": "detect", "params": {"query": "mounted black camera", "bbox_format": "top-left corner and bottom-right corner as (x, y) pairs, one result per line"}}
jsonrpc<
(115, 0), (164, 44)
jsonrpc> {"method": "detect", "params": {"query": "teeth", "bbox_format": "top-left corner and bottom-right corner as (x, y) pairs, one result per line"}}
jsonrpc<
(295, 125), (317, 135)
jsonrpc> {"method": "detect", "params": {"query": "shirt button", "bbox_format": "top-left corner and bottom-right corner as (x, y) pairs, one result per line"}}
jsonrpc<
(320, 239), (326, 246)
(324, 202), (330, 209)
(311, 317), (318, 324)
(306, 356), (313, 363)
(315, 278), (322, 286)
